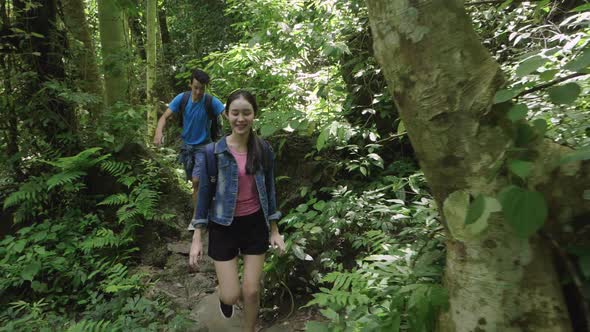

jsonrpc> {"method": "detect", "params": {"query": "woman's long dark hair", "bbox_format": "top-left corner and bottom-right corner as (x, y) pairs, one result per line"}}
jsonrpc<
(225, 90), (268, 174)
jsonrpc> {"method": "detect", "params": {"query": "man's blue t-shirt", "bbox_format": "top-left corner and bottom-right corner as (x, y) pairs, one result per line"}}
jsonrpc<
(169, 92), (225, 145)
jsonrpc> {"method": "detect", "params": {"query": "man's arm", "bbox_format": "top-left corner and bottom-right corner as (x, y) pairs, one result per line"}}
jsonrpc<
(153, 108), (174, 145)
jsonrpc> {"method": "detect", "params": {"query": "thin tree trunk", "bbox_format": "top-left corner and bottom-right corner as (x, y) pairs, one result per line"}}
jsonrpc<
(158, 1), (171, 51)
(157, 0), (175, 97)
(146, 0), (157, 139)
(61, 0), (104, 121)
(366, 0), (578, 331)
(97, 0), (129, 106)
(129, 14), (146, 61)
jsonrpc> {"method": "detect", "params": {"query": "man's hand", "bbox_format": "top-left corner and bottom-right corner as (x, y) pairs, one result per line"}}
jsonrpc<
(153, 109), (173, 146)
(153, 130), (164, 146)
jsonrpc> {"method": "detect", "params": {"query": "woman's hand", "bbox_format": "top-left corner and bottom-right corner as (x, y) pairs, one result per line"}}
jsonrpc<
(270, 230), (285, 255)
(189, 230), (203, 269)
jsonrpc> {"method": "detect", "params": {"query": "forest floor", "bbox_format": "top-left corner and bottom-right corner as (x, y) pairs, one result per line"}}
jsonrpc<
(140, 145), (320, 331)
(140, 235), (315, 331)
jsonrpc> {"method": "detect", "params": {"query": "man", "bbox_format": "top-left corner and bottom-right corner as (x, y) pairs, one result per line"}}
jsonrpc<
(153, 69), (225, 206)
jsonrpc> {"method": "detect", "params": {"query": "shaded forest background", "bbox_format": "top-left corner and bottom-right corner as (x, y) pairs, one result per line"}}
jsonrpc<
(0, 0), (589, 331)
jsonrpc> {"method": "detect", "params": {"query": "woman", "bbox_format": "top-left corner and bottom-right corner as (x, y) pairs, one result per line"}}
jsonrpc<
(188, 90), (286, 332)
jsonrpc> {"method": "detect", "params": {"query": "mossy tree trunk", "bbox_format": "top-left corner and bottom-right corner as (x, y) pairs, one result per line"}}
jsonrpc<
(366, 0), (590, 331)
(97, 0), (129, 106)
(61, 0), (104, 122)
(146, 0), (157, 139)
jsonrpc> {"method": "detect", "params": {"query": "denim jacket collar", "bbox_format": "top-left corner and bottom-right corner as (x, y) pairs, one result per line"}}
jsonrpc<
(214, 136), (229, 154)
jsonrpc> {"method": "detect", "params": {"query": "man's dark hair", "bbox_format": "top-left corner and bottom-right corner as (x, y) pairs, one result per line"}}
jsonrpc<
(191, 69), (210, 85)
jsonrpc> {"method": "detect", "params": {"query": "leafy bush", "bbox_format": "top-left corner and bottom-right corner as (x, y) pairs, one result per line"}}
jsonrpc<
(264, 171), (447, 331)
(0, 147), (187, 330)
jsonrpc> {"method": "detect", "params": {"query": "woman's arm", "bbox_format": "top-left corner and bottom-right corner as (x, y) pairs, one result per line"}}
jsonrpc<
(189, 150), (210, 230)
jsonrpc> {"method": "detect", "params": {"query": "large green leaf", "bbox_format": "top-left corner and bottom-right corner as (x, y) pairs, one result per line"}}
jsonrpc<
(305, 321), (330, 332)
(260, 124), (278, 137)
(548, 83), (581, 105)
(515, 56), (547, 77)
(558, 146), (590, 165)
(564, 48), (590, 72)
(507, 104), (528, 122)
(21, 261), (42, 281)
(508, 160), (534, 179)
(316, 128), (328, 151)
(494, 89), (518, 104)
(465, 194), (485, 225)
(498, 186), (548, 238)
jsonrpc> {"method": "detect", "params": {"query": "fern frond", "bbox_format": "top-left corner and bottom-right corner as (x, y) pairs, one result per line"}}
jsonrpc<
(3, 177), (45, 209)
(116, 206), (139, 223)
(46, 171), (86, 190)
(132, 187), (158, 219)
(80, 228), (121, 253)
(97, 193), (129, 206)
(66, 319), (113, 332)
(45, 147), (109, 170)
(99, 160), (129, 178)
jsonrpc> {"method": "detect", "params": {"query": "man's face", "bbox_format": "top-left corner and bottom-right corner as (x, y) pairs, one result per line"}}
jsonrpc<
(190, 79), (206, 101)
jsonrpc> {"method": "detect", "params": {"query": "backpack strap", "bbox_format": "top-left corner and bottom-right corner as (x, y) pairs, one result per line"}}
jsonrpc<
(179, 91), (191, 127)
(204, 94), (214, 120)
(204, 142), (217, 205)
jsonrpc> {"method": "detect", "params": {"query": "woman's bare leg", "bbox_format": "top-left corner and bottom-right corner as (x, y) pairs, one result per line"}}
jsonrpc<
(242, 254), (265, 332)
(213, 258), (240, 306)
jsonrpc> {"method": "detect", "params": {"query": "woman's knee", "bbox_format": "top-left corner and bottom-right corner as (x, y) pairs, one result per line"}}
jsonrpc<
(242, 283), (260, 300)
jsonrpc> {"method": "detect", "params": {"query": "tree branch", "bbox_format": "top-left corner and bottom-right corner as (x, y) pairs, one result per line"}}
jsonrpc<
(516, 72), (588, 99)
(466, 0), (505, 5)
(465, 0), (525, 6)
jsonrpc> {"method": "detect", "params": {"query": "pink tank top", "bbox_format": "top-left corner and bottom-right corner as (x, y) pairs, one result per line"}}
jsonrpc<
(229, 147), (261, 216)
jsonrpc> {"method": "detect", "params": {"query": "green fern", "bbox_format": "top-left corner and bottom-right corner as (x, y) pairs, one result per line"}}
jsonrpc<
(97, 193), (129, 206)
(3, 177), (45, 209)
(43, 147), (109, 170)
(132, 186), (158, 219)
(99, 160), (129, 178)
(80, 228), (122, 253)
(116, 205), (140, 223)
(66, 319), (113, 332)
(46, 171), (86, 190)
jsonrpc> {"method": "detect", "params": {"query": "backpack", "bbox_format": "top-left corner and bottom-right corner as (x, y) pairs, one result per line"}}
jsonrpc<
(203, 139), (271, 206)
(178, 92), (222, 141)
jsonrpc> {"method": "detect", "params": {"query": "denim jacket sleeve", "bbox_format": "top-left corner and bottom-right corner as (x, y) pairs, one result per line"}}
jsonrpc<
(188, 150), (210, 230)
(265, 145), (282, 223)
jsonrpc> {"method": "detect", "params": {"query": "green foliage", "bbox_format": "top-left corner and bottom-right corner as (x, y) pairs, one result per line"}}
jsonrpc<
(265, 172), (446, 331)
(498, 185), (548, 238)
(0, 148), (185, 330)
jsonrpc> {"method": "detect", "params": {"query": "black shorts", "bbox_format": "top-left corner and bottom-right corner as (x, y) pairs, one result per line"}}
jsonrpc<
(208, 209), (270, 261)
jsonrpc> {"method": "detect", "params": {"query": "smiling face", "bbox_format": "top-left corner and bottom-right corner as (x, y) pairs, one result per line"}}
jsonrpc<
(226, 96), (255, 136)
(189, 79), (205, 102)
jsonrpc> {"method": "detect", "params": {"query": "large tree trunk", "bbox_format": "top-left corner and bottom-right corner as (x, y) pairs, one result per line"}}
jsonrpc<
(97, 0), (129, 106)
(61, 0), (104, 121)
(146, 0), (157, 139)
(366, 1), (589, 331)
(14, 0), (77, 150)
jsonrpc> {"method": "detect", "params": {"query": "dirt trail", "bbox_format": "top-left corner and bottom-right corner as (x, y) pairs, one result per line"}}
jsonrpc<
(145, 237), (311, 332)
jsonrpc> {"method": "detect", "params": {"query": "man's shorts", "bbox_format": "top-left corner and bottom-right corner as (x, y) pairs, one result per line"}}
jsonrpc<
(178, 143), (205, 181)
(208, 209), (270, 261)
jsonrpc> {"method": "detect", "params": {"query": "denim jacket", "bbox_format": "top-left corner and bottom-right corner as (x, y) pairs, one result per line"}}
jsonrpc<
(188, 136), (281, 230)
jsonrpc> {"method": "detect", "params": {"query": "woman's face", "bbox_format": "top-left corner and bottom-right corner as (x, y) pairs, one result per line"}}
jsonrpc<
(226, 96), (255, 135)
